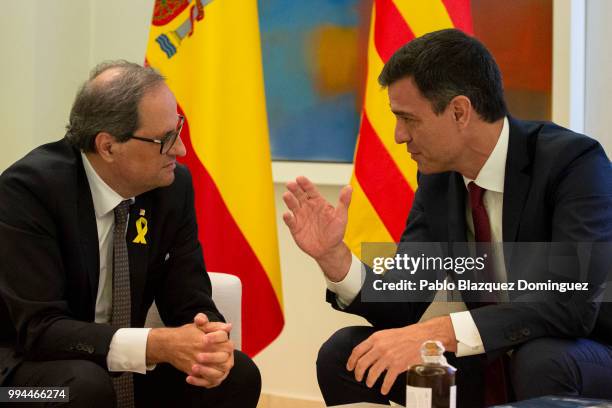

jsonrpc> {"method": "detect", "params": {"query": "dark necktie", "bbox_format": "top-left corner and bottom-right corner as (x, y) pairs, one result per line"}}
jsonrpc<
(468, 182), (496, 289)
(468, 182), (508, 406)
(468, 182), (491, 243)
(111, 200), (134, 408)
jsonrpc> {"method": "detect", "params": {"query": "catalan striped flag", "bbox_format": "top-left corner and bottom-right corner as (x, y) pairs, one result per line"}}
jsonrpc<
(145, 0), (283, 357)
(345, 0), (473, 259)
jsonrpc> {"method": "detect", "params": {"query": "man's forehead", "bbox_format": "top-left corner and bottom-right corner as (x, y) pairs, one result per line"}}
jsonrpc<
(388, 76), (420, 96)
(387, 77), (431, 112)
(139, 83), (176, 107)
(388, 91), (417, 114)
(136, 84), (178, 130)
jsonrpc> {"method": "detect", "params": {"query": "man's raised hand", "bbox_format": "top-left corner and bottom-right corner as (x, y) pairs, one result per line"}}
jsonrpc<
(282, 176), (353, 281)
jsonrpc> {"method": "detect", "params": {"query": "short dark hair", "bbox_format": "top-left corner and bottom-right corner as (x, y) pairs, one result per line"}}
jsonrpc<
(378, 29), (507, 123)
(66, 60), (166, 152)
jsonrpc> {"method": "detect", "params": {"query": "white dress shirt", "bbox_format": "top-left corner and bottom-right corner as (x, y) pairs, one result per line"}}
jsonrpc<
(81, 153), (152, 374)
(327, 117), (510, 357)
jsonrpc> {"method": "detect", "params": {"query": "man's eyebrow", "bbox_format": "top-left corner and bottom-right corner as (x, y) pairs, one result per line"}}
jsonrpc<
(391, 109), (417, 119)
(145, 129), (176, 141)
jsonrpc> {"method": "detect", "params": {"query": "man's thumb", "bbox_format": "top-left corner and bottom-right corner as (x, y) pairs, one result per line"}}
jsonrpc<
(194, 312), (209, 326)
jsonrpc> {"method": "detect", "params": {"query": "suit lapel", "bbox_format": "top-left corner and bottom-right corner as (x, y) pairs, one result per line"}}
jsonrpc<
(126, 195), (151, 319)
(503, 118), (533, 243)
(502, 118), (534, 275)
(448, 172), (468, 242)
(76, 152), (100, 316)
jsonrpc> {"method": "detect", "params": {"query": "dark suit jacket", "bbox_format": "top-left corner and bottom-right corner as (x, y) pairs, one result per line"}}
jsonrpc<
(0, 138), (223, 384)
(329, 116), (612, 351)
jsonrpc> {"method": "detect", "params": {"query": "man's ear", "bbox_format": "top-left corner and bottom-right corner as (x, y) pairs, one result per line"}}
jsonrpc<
(449, 95), (472, 129)
(94, 132), (116, 163)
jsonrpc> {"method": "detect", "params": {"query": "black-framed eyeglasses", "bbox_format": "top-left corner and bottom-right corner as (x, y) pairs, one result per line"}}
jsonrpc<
(127, 114), (185, 154)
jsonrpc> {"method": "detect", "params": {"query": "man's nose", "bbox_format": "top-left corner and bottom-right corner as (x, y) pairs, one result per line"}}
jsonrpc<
(395, 123), (411, 144)
(168, 135), (187, 157)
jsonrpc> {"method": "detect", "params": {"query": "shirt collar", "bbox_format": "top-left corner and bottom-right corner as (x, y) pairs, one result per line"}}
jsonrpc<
(462, 116), (509, 193)
(81, 152), (134, 218)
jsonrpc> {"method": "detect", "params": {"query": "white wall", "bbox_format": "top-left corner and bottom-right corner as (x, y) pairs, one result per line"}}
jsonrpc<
(1, 0), (611, 402)
(89, 0), (153, 64)
(0, 0), (90, 170)
(0, 1), (35, 171)
(0, 0), (153, 173)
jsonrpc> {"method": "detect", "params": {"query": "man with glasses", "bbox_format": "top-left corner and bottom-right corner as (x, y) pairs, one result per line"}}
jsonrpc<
(127, 115), (184, 154)
(0, 61), (260, 407)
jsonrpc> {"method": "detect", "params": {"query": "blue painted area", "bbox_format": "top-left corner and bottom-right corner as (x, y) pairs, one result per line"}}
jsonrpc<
(270, 93), (359, 162)
(259, 0), (359, 30)
(259, 0), (361, 163)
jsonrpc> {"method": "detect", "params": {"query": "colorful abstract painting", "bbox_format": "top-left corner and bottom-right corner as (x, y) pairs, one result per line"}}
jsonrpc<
(260, 0), (552, 163)
(259, 0), (369, 162)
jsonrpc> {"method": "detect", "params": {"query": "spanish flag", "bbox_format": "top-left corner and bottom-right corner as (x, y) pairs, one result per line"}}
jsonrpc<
(145, 0), (283, 357)
(345, 0), (473, 258)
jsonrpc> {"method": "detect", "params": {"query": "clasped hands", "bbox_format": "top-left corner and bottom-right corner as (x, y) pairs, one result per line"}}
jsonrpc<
(147, 313), (234, 389)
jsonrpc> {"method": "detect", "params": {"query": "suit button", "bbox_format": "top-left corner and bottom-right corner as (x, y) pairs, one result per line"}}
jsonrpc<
(521, 328), (531, 337)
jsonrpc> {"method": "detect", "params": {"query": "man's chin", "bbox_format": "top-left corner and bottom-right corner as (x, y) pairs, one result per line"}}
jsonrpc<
(157, 173), (175, 188)
(415, 164), (446, 175)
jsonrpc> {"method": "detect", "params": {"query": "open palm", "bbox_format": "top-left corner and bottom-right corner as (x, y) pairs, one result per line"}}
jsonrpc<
(282, 176), (352, 259)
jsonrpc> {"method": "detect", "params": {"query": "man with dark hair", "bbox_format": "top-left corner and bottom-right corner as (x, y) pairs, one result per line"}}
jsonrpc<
(283, 29), (612, 406)
(0, 61), (260, 407)
(378, 28), (507, 122)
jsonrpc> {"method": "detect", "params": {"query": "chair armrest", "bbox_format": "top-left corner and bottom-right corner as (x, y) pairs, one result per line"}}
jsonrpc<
(209, 272), (242, 350)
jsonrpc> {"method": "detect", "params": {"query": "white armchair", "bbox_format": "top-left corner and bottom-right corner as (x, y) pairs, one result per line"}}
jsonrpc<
(144, 272), (242, 350)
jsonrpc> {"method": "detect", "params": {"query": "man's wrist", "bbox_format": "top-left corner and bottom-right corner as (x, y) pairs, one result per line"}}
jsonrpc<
(422, 316), (458, 353)
(146, 327), (171, 365)
(316, 242), (352, 282)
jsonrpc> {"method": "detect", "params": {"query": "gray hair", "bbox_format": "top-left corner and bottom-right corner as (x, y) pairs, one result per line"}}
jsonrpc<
(66, 60), (166, 152)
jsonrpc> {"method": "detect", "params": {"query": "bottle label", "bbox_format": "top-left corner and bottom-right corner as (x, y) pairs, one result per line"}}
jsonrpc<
(405, 385), (456, 408)
(406, 385), (432, 408)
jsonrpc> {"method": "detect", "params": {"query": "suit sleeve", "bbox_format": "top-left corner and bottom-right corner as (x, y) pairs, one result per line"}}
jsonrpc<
(471, 142), (612, 353)
(153, 168), (224, 327)
(0, 169), (118, 367)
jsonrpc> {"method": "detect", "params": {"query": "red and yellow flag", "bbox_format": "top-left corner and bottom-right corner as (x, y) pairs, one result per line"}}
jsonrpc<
(346, 0), (473, 257)
(145, 0), (283, 357)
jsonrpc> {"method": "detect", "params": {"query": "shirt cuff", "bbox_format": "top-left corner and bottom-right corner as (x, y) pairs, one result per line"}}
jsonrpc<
(107, 328), (155, 374)
(449, 311), (485, 357)
(325, 253), (363, 309)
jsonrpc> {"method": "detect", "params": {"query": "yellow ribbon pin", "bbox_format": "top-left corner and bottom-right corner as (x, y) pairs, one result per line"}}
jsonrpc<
(133, 216), (148, 244)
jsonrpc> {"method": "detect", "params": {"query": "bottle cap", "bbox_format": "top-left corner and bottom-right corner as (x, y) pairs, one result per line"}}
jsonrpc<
(421, 340), (447, 364)
(421, 340), (445, 356)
